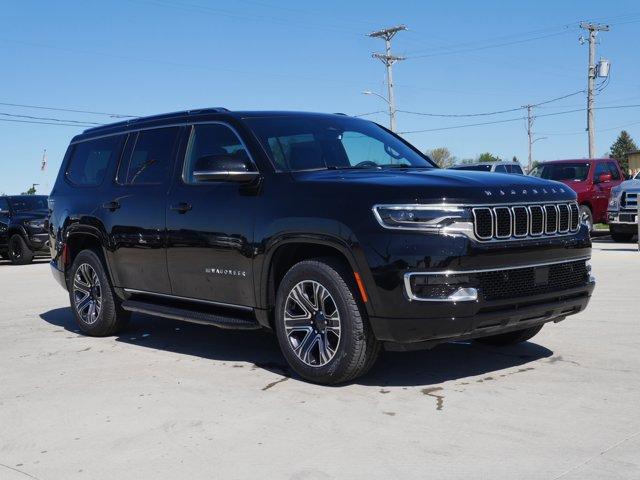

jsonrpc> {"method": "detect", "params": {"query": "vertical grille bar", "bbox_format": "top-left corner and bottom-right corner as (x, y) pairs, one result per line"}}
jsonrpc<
(528, 205), (544, 236)
(558, 204), (570, 232)
(544, 205), (558, 234)
(512, 206), (529, 237)
(569, 203), (580, 231)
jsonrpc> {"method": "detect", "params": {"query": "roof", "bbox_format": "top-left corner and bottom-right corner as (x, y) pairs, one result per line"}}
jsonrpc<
(537, 158), (612, 164)
(77, 108), (354, 140)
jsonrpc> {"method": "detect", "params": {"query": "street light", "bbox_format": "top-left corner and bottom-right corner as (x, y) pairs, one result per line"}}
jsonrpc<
(362, 90), (390, 106)
(362, 90), (396, 131)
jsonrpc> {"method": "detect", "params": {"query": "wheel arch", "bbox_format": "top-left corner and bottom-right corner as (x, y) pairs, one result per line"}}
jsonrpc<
(259, 236), (372, 327)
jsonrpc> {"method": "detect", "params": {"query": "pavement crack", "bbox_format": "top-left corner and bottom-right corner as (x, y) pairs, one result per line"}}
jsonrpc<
(0, 463), (43, 480)
(551, 430), (640, 479)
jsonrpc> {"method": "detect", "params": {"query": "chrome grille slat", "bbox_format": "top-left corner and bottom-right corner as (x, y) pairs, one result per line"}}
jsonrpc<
(472, 202), (579, 242)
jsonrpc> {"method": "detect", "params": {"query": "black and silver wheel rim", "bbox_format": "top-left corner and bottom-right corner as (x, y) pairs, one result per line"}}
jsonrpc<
(73, 263), (102, 325)
(580, 210), (593, 231)
(284, 280), (341, 367)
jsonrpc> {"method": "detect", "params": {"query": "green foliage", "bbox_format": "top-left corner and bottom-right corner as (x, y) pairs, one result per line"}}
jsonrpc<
(609, 130), (637, 173)
(425, 147), (456, 168)
(22, 186), (37, 195)
(477, 152), (501, 163)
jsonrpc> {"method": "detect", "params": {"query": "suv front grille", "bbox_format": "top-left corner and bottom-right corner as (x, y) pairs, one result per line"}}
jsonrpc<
(621, 192), (638, 209)
(479, 260), (589, 301)
(473, 202), (579, 241)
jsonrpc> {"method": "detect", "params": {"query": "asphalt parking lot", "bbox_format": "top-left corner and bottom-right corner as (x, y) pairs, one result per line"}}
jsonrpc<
(1, 238), (639, 480)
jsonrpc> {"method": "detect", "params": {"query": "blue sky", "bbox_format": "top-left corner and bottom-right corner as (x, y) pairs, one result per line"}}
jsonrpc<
(1, 0), (639, 194)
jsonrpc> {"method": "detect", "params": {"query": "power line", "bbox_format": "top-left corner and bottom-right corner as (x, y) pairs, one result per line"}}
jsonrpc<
(399, 116), (526, 134)
(0, 118), (95, 128)
(396, 90), (585, 118)
(0, 112), (102, 125)
(0, 101), (137, 118)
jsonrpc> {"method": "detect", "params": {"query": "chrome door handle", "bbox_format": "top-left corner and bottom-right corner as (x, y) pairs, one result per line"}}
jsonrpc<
(170, 202), (192, 214)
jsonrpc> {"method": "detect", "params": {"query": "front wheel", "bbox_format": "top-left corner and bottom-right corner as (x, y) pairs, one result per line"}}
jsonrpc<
(579, 205), (593, 232)
(69, 249), (129, 336)
(275, 259), (380, 385)
(474, 325), (543, 347)
(8, 234), (34, 265)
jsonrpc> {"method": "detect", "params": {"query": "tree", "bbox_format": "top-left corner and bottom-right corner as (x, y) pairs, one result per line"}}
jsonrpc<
(425, 147), (455, 168)
(22, 185), (37, 195)
(609, 130), (638, 173)
(512, 156), (519, 163)
(477, 152), (501, 163)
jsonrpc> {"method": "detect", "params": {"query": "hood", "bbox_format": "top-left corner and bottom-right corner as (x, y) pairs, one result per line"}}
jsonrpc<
(616, 178), (640, 192)
(292, 168), (576, 204)
(13, 210), (48, 222)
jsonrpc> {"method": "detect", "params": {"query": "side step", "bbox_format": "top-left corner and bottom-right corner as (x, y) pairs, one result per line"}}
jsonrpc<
(121, 300), (261, 330)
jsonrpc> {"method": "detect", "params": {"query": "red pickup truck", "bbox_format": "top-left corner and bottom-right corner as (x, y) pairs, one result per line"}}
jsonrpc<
(529, 158), (625, 230)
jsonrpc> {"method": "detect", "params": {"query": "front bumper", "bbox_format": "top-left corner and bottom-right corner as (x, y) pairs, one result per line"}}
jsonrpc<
(371, 280), (594, 348)
(26, 233), (50, 252)
(608, 211), (638, 228)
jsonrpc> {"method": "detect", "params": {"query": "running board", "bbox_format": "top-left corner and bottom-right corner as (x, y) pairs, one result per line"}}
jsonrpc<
(121, 300), (261, 330)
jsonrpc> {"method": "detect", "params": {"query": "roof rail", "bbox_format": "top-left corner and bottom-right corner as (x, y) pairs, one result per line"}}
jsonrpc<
(82, 107), (230, 134)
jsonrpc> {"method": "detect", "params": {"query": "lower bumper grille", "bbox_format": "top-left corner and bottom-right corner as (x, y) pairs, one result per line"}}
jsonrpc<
(479, 260), (589, 301)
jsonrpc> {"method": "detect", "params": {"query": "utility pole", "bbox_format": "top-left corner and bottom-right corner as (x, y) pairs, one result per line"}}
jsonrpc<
(580, 22), (609, 158)
(368, 25), (406, 132)
(525, 105), (534, 172)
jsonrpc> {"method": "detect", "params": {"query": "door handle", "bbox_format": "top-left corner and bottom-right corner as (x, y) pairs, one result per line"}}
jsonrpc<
(102, 200), (121, 211)
(170, 202), (192, 214)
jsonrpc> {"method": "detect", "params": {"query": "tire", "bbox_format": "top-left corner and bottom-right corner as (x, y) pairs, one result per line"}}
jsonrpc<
(275, 258), (380, 385)
(69, 249), (130, 336)
(579, 205), (593, 232)
(0, 251), (8, 260)
(8, 234), (34, 265)
(610, 229), (634, 243)
(474, 324), (543, 347)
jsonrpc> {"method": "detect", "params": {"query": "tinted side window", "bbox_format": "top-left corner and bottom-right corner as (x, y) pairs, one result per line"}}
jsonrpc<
(594, 162), (608, 180)
(606, 162), (621, 180)
(66, 136), (124, 186)
(511, 164), (524, 174)
(118, 127), (179, 185)
(495, 165), (507, 173)
(0, 197), (9, 214)
(183, 124), (251, 184)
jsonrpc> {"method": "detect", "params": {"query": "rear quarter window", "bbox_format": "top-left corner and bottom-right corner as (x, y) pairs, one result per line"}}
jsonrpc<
(66, 136), (124, 186)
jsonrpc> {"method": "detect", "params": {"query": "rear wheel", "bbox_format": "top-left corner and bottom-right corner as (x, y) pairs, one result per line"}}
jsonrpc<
(474, 325), (543, 347)
(610, 227), (634, 243)
(579, 205), (593, 232)
(8, 234), (34, 265)
(69, 249), (129, 336)
(275, 259), (380, 385)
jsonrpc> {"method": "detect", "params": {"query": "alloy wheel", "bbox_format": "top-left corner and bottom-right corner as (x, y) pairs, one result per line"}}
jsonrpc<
(284, 280), (341, 367)
(73, 263), (102, 325)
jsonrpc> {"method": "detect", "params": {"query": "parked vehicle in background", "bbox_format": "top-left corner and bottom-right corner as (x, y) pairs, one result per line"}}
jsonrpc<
(449, 161), (524, 174)
(607, 170), (640, 242)
(48, 108), (594, 384)
(0, 195), (49, 264)
(529, 159), (625, 231)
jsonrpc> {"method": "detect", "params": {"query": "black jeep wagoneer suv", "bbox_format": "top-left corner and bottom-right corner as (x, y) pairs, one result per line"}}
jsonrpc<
(48, 108), (594, 384)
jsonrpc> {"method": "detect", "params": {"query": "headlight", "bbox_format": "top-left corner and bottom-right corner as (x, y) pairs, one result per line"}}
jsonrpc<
(608, 187), (621, 210)
(26, 219), (45, 230)
(373, 204), (471, 233)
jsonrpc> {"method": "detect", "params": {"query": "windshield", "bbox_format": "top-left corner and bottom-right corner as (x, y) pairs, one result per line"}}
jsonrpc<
(8, 196), (48, 212)
(452, 164), (492, 172)
(530, 163), (590, 181)
(245, 115), (435, 172)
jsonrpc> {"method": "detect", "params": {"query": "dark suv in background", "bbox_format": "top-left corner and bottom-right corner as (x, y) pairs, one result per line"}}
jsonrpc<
(0, 195), (49, 264)
(48, 108), (595, 384)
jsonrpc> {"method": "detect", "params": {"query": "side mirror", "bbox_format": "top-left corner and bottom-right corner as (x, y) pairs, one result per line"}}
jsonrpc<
(598, 172), (612, 183)
(193, 154), (260, 183)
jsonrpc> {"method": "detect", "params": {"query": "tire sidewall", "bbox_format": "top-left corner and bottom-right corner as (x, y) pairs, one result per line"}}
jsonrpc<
(579, 205), (593, 232)
(8, 234), (33, 265)
(275, 261), (362, 383)
(69, 250), (117, 336)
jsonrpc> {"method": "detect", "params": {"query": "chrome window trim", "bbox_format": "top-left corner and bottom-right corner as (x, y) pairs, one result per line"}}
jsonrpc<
(404, 256), (591, 302)
(123, 288), (253, 312)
